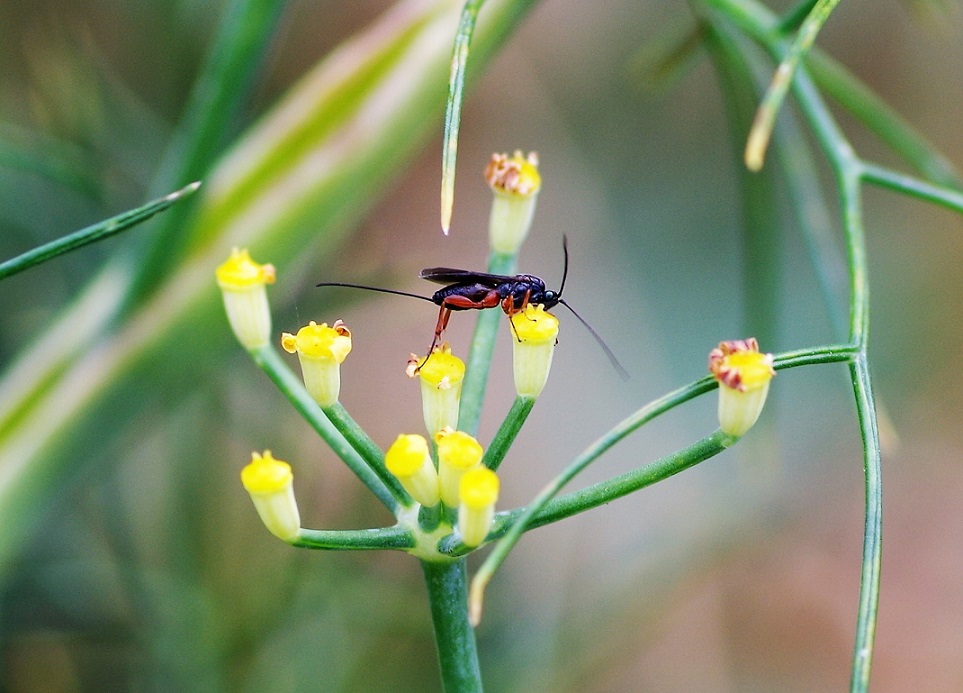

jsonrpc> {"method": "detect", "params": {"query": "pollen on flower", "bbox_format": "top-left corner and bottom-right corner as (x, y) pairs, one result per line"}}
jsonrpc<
(485, 151), (541, 197)
(241, 450), (292, 493)
(216, 248), (275, 350)
(458, 467), (499, 548)
(436, 428), (484, 508)
(459, 467), (500, 509)
(281, 320), (352, 363)
(510, 304), (559, 343)
(409, 344), (466, 436)
(709, 338), (775, 391)
(216, 248), (276, 290)
(709, 338), (775, 438)
(407, 343), (465, 386)
(240, 450), (301, 542)
(385, 434), (440, 507)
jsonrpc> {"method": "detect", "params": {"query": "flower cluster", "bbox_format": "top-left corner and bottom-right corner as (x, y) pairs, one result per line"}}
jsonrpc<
(386, 428), (499, 547)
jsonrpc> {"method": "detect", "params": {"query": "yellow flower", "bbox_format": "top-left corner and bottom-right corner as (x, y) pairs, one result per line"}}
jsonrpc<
(384, 434), (440, 507)
(485, 151), (541, 254)
(281, 320), (352, 406)
(435, 428), (484, 508)
(216, 248), (276, 350)
(407, 344), (465, 437)
(240, 450), (300, 542)
(510, 304), (559, 398)
(709, 338), (775, 437)
(457, 467), (499, 547)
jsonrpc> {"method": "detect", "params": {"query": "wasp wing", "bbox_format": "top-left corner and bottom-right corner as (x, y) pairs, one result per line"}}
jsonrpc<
(419, 267), (514, 286)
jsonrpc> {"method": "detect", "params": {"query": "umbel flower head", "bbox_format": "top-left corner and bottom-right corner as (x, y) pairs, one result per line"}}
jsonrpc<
(216, 248), (276, 350)
(240, 450), (301, 542)
(407, 344), (466, 437)
(510, 304), (559, 399)
(385, 433), (440, 508)
(458, 466), (500, 547)
(281, 320), (352, 407)
(709, 338), (775, 437)
(485, 150), (541, 254)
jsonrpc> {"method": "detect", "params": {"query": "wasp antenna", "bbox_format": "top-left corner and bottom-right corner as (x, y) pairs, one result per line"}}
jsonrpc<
(559, 298), (629, 380)
(316, 281), (435, 303)
(558, 235), (570, 298)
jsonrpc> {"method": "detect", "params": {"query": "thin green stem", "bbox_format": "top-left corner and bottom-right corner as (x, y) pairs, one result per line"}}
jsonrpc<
(442, 431), (733, 555)
(860, 162), (963, 214)
(251, 346), (399, 513)
(849, 355), (882, 693)
(421, 559), (483, 693)
(441, 0), (487, 233)
(458, 250), (517, 436)
(482, 396), (535, 470)
(293, 525), (416, 550)
(0, 182), (200, 281)
(322, 402), (412, 506)
(745, 0), (842, 171)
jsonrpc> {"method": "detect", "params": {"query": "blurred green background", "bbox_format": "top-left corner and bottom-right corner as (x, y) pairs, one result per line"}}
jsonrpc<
(2, 1), (963, 691)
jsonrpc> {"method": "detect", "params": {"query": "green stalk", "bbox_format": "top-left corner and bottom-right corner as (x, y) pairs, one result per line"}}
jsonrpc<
(322, 402), (412, 506)
(293, 526), (416, 550)
(457, 250), (517, 435)
(849, 355), (882, 692)
(482, 396), (535, 470)
(421, 559), (484, 693)
(252, 346), (400, 513)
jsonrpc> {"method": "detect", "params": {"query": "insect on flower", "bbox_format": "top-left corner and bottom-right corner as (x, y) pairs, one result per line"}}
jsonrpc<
(316, 237), (627, 378)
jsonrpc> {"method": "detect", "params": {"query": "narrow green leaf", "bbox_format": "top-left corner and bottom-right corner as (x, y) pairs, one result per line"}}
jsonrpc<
(0, 182), (200, 282)
(440, 0), (486, 234)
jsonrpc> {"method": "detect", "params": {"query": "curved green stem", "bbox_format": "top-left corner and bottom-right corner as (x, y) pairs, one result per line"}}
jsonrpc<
(458, 250), (517, 436)
(322, 402), (412, 507)
(252, 346), (399, 513)
(482, 396), (535, 470)
(293, 525), (416, 550)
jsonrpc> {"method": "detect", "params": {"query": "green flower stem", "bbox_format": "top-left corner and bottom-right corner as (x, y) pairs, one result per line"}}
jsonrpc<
(293, 525), (416, 551)
(421, 559), (483, 693)
(464, 342), (856, 606)
(860, 163), (963, 214)
(849, 355), (882, 692)
(440, 0), (486, 233)
(322, 402), (412, 507)
(482, 396), (535, 471)
(251, 345), (399, 513)
(0, 182), (200, 281)
(458, 250), (517, 436)
(442, 431), (733, 555)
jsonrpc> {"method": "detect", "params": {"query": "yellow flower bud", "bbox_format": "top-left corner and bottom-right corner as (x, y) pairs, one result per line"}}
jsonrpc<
(485, 151), (541, 254)
(457, 467), (500, 547)
(385, 434), (440, 507)
(407, 344), (465, 437)
(240, 450), (300, 542)
(281, 320), (352, 406)
(709, 338), (776, 437)
(216, 248), (276, 350)
(510, 304), (559, 398)
(436, 428), (484, 508)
